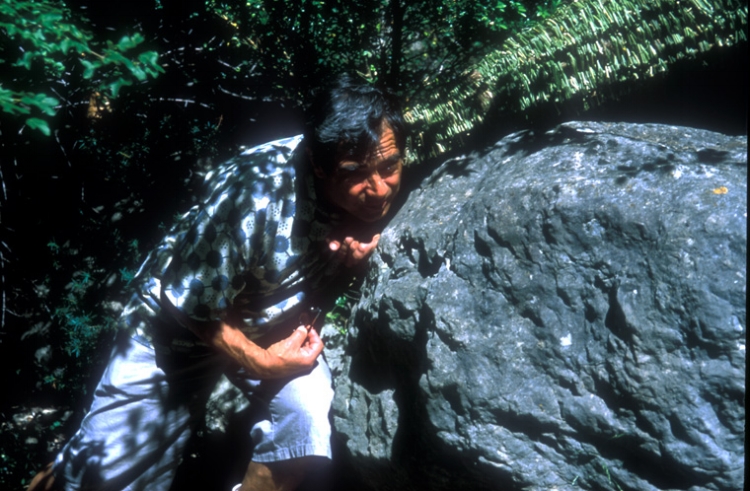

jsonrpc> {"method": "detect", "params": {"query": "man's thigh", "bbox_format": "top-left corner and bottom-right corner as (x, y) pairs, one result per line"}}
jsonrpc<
(53, 336), (221, 491)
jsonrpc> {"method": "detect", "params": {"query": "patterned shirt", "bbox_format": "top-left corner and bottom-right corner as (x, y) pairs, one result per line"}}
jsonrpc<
(126, 135), (343, 351)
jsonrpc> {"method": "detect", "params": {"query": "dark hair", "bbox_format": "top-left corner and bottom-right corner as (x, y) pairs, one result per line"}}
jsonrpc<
(305, 74), (405, 175)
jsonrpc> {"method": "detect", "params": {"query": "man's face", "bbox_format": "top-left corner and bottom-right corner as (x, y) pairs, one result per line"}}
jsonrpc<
(316, 124), (403, 223)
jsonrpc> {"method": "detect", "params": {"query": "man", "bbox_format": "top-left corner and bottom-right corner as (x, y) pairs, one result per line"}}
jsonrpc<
(28, 74), (405, 491)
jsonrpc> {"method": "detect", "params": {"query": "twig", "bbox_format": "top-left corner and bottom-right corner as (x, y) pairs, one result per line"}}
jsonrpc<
(87, 50), (106, 60)
(217, 59), (257, 74)
(0, 241), (8, 330)
(0, 166), (6, 202)
(150, 97), (213, 110)
(54, 130), (72, 168)
(217, 85), (260, 101)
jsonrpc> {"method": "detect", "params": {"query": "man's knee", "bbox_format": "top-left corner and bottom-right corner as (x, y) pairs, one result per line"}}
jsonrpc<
(240, 456), (325, 491)
(270, 364), (333, 429)
(27, 462), (59, 491)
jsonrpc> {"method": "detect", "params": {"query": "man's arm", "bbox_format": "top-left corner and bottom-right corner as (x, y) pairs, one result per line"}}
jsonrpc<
(161, 293), (323, 379)
(193, 229), (374, 376)
(328, 233), (381, 268)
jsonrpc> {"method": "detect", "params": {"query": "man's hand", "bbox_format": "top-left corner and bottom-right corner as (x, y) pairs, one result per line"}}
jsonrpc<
(261, 325), (324, 377)
(328, 233), (380, 268)
(208, 322), (324, 379)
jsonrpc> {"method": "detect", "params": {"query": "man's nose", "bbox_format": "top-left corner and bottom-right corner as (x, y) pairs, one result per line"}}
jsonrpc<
(366, 171), (389, 197)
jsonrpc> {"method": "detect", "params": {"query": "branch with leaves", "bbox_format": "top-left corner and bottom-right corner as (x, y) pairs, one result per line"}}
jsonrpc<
(405, 0), (748, 161)
(0, 0), (163, 135)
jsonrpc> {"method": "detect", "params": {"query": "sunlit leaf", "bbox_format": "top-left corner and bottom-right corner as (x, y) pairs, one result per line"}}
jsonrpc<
(26, 117), (51, 135)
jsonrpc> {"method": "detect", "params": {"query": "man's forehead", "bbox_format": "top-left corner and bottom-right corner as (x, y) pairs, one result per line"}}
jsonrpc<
(338, 126), (399, 163)
(377, 127), (397, 148)
(337, 146), (401, 168)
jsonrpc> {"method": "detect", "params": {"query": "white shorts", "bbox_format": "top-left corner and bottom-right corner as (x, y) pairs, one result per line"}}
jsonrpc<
(52, 333), (334, 491)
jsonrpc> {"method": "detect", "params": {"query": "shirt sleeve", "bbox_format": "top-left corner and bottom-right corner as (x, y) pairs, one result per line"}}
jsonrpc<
(160, 177), (250, 322)
(158, 135), (304, 323)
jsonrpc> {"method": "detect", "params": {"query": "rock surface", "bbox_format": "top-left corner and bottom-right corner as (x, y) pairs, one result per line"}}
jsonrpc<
(328, 122), (746, 491)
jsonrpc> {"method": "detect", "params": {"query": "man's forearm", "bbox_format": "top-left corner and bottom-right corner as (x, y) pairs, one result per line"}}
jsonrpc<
(204, 322), (280, 378)
(202, 321), (323, 379)
(158, 293), (273, 375)
(159, 292), (322, 379)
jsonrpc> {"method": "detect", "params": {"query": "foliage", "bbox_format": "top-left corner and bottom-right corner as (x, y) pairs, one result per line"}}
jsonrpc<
(133, 0), (563, 113)
(405, 0), (748, 160)
(0, 0), (163, 135)
(326, 292), (362, 335)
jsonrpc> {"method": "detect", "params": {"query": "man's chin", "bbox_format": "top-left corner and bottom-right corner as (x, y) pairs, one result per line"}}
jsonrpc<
(354, 214), (385, 223)
(354, 206), (390, 223)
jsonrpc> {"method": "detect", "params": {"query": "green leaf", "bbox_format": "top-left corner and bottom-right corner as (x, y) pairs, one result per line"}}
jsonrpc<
(108, 78), (133, 98)
(130, 65), (147, 81)
(81, 59), (97, 79)
(116, 34), (144, 51)
(137, 51), (164, 77)
(26, 117), (51, 136)
(37, 95), (59, 115)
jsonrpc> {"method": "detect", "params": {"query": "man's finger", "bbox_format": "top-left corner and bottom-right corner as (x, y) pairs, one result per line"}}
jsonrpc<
(353, 234), (380, 260)
(361, 233), (380, 250)
(344, 241), (360, 266)
(289, 326), (309, 346)
(356, 234), (379, 254)
(305, 328), (324, 355)
(329, 238), (351, 254)
(340, 238), (353, 256)
(330, 234), (381, 267)
(351, 243), (368, 262)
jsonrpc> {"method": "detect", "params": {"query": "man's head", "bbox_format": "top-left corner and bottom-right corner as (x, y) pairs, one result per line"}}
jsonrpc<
(306, 74), (405, 222)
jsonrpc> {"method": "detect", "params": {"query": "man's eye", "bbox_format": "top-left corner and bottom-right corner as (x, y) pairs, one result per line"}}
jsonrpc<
(339, 163), (361, 173)
(380, 160), (401, 175)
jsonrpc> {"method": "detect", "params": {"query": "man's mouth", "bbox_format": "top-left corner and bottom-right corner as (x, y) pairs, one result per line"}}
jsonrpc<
(363, 200), (388, 212)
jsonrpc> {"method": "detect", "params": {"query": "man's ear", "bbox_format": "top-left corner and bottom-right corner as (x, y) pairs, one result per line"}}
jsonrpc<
(307, 147), (327, 178)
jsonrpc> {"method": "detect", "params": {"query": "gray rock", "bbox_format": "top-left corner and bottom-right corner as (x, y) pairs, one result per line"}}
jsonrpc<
(329, 122), (746, 491)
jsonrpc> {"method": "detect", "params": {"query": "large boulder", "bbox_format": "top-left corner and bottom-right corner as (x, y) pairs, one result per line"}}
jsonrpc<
(327, 122), (746, 491)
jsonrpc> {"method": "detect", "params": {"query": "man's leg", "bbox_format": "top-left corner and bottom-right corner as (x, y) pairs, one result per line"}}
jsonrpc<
(27, 463), (57, 491)
(34, 333), (219, 491)
(229, 356), (334, 491)
(239, 457), (320, 491)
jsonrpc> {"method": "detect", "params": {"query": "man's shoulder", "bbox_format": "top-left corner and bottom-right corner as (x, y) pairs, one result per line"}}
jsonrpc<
(203, 134), (304, 196)
(239, 134), (305, 161)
